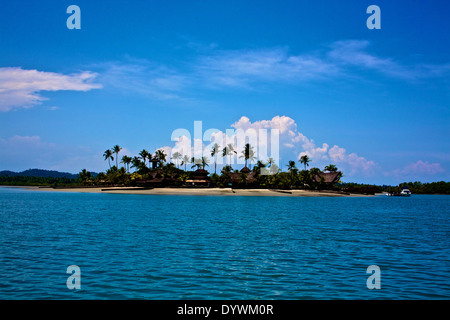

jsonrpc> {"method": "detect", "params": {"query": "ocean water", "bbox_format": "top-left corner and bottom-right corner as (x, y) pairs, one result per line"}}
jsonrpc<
(0, 186), (448, 300)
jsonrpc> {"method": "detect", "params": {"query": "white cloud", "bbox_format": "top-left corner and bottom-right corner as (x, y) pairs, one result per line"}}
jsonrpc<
(231, 115), (377, 175)
(162, 115), (377, 175)
(93, 60), (191, 102)
(328, 145), (346, 162)
(0, 67), (101, 112)
(345, 153), (377, 175)
(328, 40), (450, 80)
(197, 48), (337, 87)
(89, 41), (450, 102)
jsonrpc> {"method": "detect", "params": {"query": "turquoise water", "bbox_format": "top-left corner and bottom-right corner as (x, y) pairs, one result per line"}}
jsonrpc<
(0, 186), (448, 299)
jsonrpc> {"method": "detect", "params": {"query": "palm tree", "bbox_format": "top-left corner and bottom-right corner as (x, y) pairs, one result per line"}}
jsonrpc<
(299, 154), (311, 170)
(112, 145), (122, 168)
(210, 143), (220, 174)
(201, 156), (210, 170)
(248, 149), (256, 169)
(267, 157), (275, 168)
(139, 149), (150, 167)
(154, 149), (167, 167)
(240, 143), (252, 168)
(103, 149), (114, 169)
(287, 160), (297, 172)
(224, 143), (237, 168)
(121, 155), (132, 173)
(181, 155), (190, 171)
(287, 160), (298, 188)
(131, 156), (143, 172)
(253, 160), (267, 175)
(222, 147), (228, 166)
(78, 169), (91, 184)
(171, 152), (182, 168)
(191, 157), (201, 171)
(324, 164), (338, 172)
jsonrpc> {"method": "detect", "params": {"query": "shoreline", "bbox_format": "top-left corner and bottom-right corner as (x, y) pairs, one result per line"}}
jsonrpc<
(7, 186), (374, 197)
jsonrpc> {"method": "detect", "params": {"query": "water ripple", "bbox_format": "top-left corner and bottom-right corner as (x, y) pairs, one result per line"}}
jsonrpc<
(0, 188), (449, 299)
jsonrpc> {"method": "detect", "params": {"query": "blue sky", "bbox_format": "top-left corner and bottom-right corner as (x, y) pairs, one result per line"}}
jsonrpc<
(0, 0), (449, 184)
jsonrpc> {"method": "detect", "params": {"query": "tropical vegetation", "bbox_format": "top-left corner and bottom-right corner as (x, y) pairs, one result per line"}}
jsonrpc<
(1, 143), (449, 194)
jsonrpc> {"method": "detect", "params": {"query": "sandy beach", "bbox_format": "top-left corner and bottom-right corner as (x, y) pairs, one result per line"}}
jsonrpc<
(19, 186), (372, 197)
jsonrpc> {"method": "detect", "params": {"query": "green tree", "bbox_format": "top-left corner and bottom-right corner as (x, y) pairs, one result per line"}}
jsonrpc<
(309, 167), (322, 189)
(131, 156), (143, 172)
(240, 143), (251, 168)
(299, 154), (311, 170)
(222, 147), (228, 166)
(154, 149), (167, 167)
(253, 160), (267, 174)
(223, 143), (237, 169)
(191, 157), (201, 170)
(181, 155), (191, 171)
(287, 160), (298, 188)
(269, 163), (279, 175)
(324, 164), (338, 172)
(103, 149), (114, 169)
(171, 152), (182, 168)
(210, 143), (220, 174)
(239, 172), (248, 186)
(201, 156), (210, 170)
(121, 155), (132, 173)
(112, 145), (122, 168)
(221, 165), (232, 173)
(78, 169), (91, 185)
(139, 149), (150, 167)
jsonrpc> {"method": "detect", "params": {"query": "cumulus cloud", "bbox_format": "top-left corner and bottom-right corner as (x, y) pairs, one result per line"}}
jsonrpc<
(163, 115), (377, 175)
(0, 67), (102, 112)
(233, 116), (378, 175)
(229, 115), (376, 175)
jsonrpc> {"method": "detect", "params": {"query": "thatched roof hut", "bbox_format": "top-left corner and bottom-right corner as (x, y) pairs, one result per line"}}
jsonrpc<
(229, 167), (257, 185)
(186, 168), (210, 186)
(312, 171), (342, 184)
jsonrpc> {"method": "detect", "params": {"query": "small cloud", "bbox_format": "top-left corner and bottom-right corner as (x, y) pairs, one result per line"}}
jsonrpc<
(0, 67), (102, 112)
(328, 40), (450, 80)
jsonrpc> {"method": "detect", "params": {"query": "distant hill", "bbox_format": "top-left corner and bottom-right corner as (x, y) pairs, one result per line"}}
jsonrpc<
(0, 169), (96, 179)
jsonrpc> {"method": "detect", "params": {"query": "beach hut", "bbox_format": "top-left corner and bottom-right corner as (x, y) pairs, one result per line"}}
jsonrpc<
(312, 171), (342, 185)
(229, 166), (257, 187)
(186, 168), (210, 186)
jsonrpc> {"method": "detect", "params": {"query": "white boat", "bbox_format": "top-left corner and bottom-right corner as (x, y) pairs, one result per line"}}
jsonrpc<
(386, 187), (412, 197)
(400, 187), (412, 197)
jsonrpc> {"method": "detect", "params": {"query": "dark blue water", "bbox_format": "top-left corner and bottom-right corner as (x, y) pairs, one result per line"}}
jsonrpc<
(0, 186), (448, 299)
